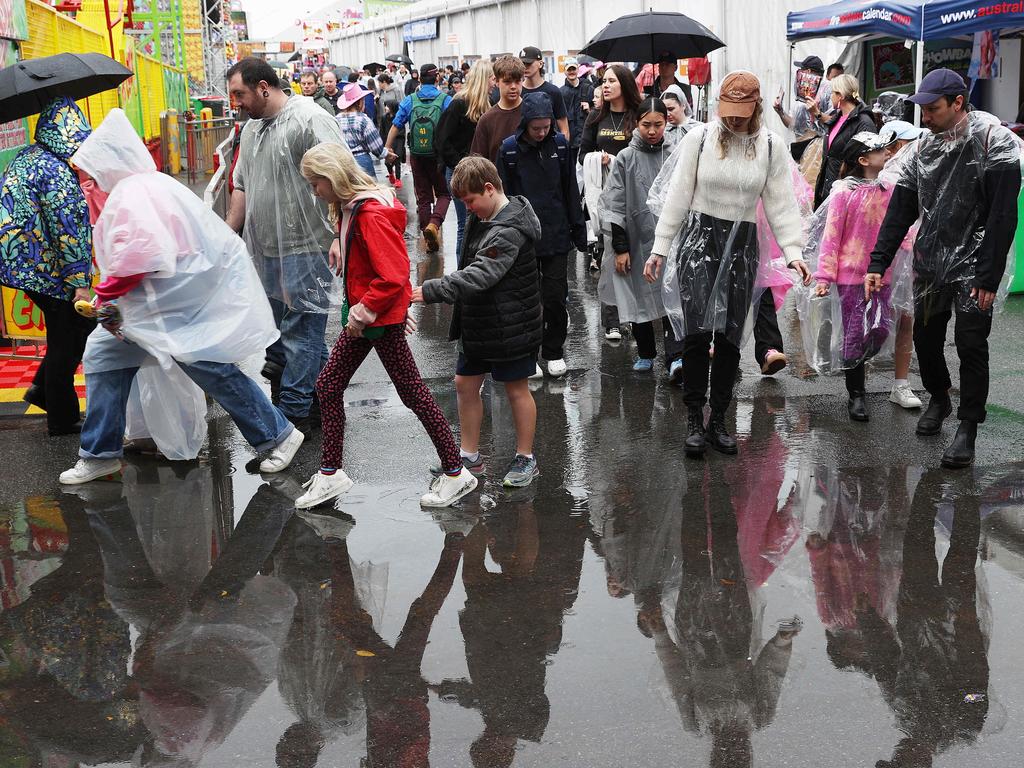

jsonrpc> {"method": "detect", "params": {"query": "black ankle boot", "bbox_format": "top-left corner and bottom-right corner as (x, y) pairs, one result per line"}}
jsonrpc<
(706, 411), (738, 455)
(941, 420), (977, 468)
(916, 394), (952, 436)
(684, 406), (706, 459)
(847, 391), (869, 422)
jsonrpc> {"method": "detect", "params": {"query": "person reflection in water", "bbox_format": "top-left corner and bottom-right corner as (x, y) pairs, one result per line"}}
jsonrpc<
(642, 465), (800, 768)
(434, 497), (587, 767)
(856, 470), (990, 768)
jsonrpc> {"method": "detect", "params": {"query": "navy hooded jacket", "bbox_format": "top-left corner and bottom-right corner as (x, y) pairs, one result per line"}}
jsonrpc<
(497, 93), (587, 258)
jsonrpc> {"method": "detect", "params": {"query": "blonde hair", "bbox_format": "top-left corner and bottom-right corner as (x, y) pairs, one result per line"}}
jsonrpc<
(300, 143), (383, 222)
(459, 60), (494, 123)
(450, 155), (502, 198)
(831, 74), (861, 104)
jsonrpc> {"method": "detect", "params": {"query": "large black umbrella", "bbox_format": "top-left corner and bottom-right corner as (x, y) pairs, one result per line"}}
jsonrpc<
(0, 53), (132, 123)
(331, 65), (354, 79)
(363, 62), (386, 75)
(580, 11), (725, 63)
(386, 53), (413, 66)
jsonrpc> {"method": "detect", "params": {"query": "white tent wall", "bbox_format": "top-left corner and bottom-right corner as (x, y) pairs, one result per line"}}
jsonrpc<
(327, 0), (858, 135)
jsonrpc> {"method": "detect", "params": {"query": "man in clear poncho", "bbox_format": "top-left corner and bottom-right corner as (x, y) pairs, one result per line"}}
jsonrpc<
(59, 109), (306, 485)
(225, 57), (347, 430)
(867, 69), (1022, 469)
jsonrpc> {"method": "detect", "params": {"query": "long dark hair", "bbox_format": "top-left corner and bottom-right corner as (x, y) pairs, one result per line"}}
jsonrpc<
(587, 63), (642, 134)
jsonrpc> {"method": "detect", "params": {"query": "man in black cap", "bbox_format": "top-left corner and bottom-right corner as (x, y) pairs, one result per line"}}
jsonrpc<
(773, 56), (834, 150)
(385, 63), (453, 251)
(518, 46), (569, 140)
(867, 68), (1021, 468)
(644, 52), (693, 112)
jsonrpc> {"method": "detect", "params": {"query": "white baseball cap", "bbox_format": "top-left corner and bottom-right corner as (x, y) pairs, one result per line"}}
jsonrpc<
(879, 120), (926, 143)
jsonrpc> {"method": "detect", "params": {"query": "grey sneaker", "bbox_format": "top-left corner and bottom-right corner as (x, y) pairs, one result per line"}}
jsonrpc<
(502, 454), (539, 488)
(429, 455), (485, 477)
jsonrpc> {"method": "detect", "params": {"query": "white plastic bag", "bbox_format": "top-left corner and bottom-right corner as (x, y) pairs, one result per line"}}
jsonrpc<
(125, 362), (208, 460)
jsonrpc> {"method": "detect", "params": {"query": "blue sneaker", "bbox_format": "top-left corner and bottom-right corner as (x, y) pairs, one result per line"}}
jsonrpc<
(502, 454), (539, 488)
(633, 358), (655, 372)
(668, 358), (683, 386)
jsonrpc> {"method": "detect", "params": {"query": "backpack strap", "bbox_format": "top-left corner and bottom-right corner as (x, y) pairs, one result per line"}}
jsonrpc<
(554, 133), (569, 162)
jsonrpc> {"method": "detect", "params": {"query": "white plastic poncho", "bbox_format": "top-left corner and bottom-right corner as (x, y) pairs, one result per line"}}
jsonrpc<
(72, 109), (279, 371)
(795, 176), (915, 375)
(232, 95), (348, 313)
(597, 129), (677, 323)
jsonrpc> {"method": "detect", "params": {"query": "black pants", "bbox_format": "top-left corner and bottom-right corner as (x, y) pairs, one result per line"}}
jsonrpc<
(682, 332), (740, 412)
(633, 319), (685, 368)
(752, 289), (784, 366)
(23, 289), (96, 430)
(844, 363), (865, 394)
(540, 251), (569, 360)
(913, 284), (992, 424)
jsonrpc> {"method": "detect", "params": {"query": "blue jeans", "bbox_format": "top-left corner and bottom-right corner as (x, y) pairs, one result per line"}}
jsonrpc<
(80, 360), (293, 459)
(446, 166), (467, 257)
(355, 152), (377, 178)
(266, 298), (329, 419)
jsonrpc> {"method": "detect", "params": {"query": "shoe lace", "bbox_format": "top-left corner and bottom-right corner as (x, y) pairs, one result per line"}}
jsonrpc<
(509, 455), (531, 473)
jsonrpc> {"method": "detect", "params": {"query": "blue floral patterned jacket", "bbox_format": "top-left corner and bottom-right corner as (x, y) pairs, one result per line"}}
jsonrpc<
(0, 97), (93, 300)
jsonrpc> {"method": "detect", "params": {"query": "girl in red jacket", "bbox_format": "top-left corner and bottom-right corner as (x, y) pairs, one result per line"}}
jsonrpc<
(297, 144), (477, 509)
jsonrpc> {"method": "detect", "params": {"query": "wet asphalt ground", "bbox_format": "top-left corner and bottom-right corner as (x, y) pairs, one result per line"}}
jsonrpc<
(2, 165), (1024, 767)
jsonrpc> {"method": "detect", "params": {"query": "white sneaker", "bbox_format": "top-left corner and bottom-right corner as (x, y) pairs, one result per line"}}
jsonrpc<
(529, 363), (545, 380)
(296, 509), (355, 541)
(889, 384), (923, 409)
(605, 327), (622, 341)
(59, 458), (122, 485)
(259, 428), (305, 473)
(295, 470), (354, 509)
(420, 468), (478, 508)
(547, 358), (567, 377)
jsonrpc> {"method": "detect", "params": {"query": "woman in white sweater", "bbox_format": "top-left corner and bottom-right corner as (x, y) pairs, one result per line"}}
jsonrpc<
(644, 71), (811, 459)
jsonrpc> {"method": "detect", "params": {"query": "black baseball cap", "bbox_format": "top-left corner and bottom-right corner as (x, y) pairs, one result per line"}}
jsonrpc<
(795, 55), (825, 73)
(907, 68), (967, 105)
(842, 131), (896, 166)
(655, 51), (677, 64)
(420, 63), (439, 79)
(519, 46), (543, 63)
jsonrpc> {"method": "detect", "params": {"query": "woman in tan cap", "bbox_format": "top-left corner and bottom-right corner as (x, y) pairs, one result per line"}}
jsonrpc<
(644, 70), (811, 460)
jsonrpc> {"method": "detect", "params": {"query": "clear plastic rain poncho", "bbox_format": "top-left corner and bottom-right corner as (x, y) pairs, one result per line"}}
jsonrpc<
(232, 94), (347, 312)
(648, 120), (805, 347)
(597, 129), (677, 323)
(72, 109), (279, 371)
(796, 176), (916, 375)
(885, 110), (1022, 318)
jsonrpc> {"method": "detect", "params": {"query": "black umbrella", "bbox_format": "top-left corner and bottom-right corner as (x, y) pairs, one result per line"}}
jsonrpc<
(363, 62), (386, 74)
(287, 50), (302, 62)
(386, 53), (414, 66)
(576, 54), (601, 66)
(332, 65), (354, 79)
(0, 53), (132, 123)
(268, 60), (289, 70)
(580, 11), (725, 64)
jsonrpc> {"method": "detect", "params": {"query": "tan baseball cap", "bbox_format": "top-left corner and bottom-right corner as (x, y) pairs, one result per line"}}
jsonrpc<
(718, 71), (761, 119)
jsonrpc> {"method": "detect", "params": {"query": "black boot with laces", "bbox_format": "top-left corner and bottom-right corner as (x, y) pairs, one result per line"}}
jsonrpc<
(684, 406), (706, 459)
(706, 411), (738, 455)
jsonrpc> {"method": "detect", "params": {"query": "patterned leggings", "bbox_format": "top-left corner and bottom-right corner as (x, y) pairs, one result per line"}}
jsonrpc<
(317, 326), (461, 472)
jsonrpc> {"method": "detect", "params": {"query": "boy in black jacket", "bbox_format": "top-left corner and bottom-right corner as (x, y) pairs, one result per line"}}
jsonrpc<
(497, 92), (587, 379)
(413, 157), (543, 488)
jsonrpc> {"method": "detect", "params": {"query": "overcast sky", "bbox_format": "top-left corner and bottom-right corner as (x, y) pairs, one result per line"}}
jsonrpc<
(240, 0), (358, 40)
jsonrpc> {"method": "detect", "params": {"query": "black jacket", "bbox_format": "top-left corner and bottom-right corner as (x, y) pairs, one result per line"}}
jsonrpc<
(435, 98), (477, 170)
(814, 102), (877, 207)
(560, 78), (595, 150)
(496, 93), (587, 258)
(421, 196), (543, 361)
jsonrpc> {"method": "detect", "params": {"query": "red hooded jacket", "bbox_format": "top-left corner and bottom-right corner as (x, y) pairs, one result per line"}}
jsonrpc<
(342, 194), (411, 327)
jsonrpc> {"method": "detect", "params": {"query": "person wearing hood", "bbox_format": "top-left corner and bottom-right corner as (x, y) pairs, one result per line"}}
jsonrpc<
(58, 109), (305, 485)
(300, 69), (335, 115)
(298, 143), (477, 510)
(413, 156), (544, 489)
(0, 96), (96, 435)
(599, 97), (683, 377)
(497, 92), (587, 379)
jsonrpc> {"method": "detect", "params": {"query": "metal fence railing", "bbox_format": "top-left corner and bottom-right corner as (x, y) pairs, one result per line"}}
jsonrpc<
(180, 116), (234, 185)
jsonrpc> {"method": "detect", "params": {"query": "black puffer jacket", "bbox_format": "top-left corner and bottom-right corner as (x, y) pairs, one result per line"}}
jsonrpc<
(814, 102), (878, 207)
(421, 196), (542, 361)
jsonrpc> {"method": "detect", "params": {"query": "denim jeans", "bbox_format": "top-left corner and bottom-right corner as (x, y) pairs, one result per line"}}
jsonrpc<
(266, 298), (330, 420)
(79, 360), (293, 459)
(355, 152), (377, 178)
(446, 166), (467, 257)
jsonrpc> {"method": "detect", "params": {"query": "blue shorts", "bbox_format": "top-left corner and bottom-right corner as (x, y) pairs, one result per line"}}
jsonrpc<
(456, 353), (536, 382)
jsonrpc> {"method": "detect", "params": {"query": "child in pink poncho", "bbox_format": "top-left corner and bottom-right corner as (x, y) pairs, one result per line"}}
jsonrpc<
(812, 132), (917, 422)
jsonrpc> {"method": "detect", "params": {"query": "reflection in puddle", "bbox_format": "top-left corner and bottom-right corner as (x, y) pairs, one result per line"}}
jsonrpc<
(1, 452), (1022, 766)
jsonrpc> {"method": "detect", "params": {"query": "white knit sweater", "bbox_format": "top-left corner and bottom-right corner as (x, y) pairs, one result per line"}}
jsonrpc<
(652, 122), (804, 264)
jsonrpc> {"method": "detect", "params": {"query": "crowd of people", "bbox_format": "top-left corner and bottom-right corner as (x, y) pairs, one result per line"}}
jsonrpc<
(0, 44), (1018, 510)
